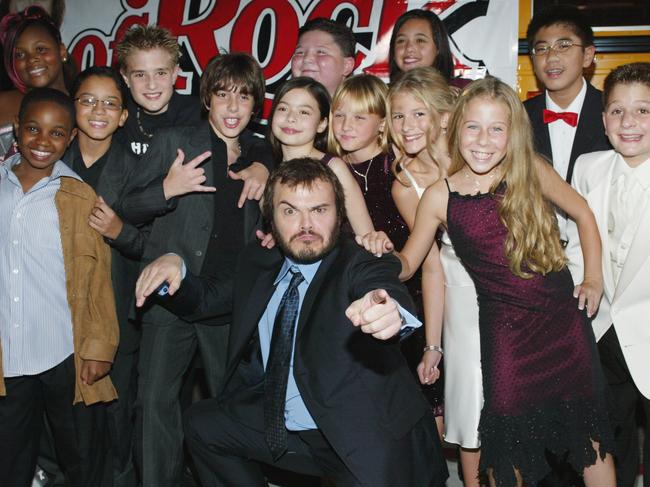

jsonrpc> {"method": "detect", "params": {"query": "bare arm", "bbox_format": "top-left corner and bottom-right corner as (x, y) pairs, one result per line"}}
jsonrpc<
(395, 180), (448, 281)
(418, 244), (445, 384)
(328, 157), (374, 235)
(536, 158), (603, 316)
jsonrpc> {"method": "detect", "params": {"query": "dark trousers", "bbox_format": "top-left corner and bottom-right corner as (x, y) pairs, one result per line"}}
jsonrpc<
(133, 318), (229, 487)
(0, 354), (111, 487)
(183, 397), (359, 487)
(599, 326), (650, 487)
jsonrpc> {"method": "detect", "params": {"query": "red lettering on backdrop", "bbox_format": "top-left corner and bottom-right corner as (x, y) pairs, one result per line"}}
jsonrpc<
(231, 0), (298, 81)
(156, 0), (240, 69)
(70, 34), (109, 68)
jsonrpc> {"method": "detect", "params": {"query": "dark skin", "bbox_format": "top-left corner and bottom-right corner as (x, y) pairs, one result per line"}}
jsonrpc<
(13, 100), (111, 385)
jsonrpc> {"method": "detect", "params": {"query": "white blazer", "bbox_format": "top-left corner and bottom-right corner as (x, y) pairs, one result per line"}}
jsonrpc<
(565, 150), (650, 399)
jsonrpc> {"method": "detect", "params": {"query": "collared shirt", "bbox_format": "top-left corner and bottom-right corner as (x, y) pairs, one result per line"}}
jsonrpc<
(608, 153), (650, 285)
(546, 78), (587, 239)
(0, 154), (79, 376)
(257, 256), (421, 431)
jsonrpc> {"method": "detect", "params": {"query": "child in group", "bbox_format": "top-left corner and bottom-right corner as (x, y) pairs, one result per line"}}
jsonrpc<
(524, 6), (610, 244)
(268, 76), (384, 242)
(566, 62), (650, 487)
(115, 24), (201, 158)
(62, 65), (146, 486)
(117, 52), (274, 487)
(365, 77), (616, 487)
(388, 66), (482, 486)
(0, 88), (118, 487)
(328, 74), (407, 246)
(0, 5), (73, 160)
(291, 17), (356, 96)
(388, 9), (470, 89)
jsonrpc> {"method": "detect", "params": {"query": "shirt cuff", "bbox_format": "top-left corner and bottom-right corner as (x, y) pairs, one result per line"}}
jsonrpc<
(397, 304), (421, 330)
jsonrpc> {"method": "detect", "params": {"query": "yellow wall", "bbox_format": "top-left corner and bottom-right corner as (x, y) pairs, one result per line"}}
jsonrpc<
(516, 1), (650, 100)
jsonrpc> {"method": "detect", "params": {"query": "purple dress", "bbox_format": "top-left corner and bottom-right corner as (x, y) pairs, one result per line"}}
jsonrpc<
(445, 182), (612, 486)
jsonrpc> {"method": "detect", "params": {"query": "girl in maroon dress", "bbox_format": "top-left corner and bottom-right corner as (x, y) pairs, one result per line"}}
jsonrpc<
(363, 77), (615, 487)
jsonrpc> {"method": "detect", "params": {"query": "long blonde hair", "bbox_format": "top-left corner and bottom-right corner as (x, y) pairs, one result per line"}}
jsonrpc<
(387, 67), (456, 185)
(327, 74), (389, 157)
(447, 77), (566, 278)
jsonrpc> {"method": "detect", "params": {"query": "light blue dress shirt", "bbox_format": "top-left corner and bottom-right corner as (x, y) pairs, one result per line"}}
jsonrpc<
(0, 154), (79, 376)
(257, 257), (421, 431)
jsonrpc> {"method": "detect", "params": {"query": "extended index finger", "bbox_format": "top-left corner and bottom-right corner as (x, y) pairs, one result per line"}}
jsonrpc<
(186, 151), (212, 168)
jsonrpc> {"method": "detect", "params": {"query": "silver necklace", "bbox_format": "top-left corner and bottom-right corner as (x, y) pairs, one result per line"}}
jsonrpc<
(346, 155), (374, 192)
(463, 166), (496, 193)
(136, 107), (154, 139)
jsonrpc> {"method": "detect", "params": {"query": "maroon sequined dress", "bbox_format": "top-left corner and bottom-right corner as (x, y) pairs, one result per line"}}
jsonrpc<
(347, 152), (444, 417)
(445, 182), (612, 486)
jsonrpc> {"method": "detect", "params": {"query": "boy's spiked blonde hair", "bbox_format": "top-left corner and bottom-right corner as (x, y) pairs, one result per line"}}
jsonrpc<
(117, 25), (180, 71)
(447, 77), (567, 278)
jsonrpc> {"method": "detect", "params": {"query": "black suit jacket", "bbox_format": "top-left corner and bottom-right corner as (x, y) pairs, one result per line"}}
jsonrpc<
(117, 121), (273, 325)
(176, 239), (447, 486)
(524, 82), (611, 183)
(62, 139), (146, 352)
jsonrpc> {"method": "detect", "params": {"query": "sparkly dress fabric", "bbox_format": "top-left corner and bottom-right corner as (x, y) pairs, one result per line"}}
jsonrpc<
(347, 152), (444, 416)
(445, 182), (613, 486)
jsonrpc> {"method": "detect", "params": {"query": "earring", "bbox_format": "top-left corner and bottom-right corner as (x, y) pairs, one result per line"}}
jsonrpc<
(62, 57), (68, 62)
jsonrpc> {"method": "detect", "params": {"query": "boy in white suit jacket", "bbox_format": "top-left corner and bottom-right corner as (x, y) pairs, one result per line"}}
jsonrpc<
(566, 62), (650, 487)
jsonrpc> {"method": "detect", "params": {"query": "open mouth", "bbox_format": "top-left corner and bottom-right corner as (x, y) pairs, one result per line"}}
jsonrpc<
(281, 127), (300, 135)
(223, 118), (240, 129)
(28, 67), (47, 76)
(29, 148), (53, 161)
(88, 120), (109, 128)
(544, 68), (564, 79)
(471, 151), (494, 161)
(619, 134), (642, 142)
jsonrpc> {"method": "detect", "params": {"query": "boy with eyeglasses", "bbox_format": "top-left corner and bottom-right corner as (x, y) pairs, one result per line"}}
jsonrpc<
(524, 6), (611, 245)
(63, 66), (147, 487)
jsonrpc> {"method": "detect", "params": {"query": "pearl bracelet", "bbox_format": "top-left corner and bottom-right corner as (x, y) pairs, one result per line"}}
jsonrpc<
(423, 344), (444, 355)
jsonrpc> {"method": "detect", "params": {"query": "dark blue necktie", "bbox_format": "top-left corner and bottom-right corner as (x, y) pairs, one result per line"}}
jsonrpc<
(264, 268), (304, 459)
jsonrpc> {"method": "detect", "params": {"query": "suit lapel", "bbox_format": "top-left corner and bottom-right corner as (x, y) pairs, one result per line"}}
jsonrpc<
(529, 97), (553, 163)
(567, 85), (601, 182)
(586, 165), (616, 300)
(296, 246), (340, 340)
(614, 195), (650, 301)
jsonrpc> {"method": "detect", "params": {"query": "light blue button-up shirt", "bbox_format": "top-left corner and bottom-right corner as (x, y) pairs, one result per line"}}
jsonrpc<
(257, 257), (421, 431)
(0, 154), (79, 376)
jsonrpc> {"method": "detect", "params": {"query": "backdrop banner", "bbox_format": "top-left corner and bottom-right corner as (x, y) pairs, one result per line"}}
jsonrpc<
(61, 0), (518, 115)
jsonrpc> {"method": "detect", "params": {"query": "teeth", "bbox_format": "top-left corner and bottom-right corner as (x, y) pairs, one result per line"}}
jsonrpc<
(29, 67), (46, 75)
(31, 149), (51, 157)
(620, 134), (641, 141)
(472, 151), (492, 160)
(89, 120), (108, 127)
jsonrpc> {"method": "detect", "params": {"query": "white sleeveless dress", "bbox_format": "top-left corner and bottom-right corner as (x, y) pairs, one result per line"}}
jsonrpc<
(401, 166), (483, 448)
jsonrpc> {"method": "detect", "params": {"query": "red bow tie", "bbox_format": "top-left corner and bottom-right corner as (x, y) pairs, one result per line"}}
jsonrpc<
(543, 109), (578, 127)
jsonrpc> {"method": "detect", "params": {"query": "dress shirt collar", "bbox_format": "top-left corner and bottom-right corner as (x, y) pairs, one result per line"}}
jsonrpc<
(274, 257), (322, 286)
(611, 153), (650, 190)
(546, 77), (587, 114)
(1, 153), (81, 183)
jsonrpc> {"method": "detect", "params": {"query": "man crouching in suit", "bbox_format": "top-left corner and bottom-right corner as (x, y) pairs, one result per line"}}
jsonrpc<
(134, 157), (448, 487)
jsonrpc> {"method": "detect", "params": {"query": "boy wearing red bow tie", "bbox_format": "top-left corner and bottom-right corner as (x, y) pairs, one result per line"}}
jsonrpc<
(524, 6), (611, 243)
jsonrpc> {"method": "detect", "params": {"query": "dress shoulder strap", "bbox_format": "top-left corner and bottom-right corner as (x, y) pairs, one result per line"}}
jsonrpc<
(320, 153), (334, 166)
(400, 163), (425, 199)
(444, 178), (451, 193)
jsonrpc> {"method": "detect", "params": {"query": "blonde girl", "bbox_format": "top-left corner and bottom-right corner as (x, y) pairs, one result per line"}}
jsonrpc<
(370, 77), (615, 487)
(388, 67), (483, 486)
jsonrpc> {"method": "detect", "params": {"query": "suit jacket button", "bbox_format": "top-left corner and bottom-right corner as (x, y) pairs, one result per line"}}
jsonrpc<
(195, 250), (203, 257)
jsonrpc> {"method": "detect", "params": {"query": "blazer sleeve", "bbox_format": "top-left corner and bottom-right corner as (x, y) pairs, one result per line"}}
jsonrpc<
(115, 134), (179, 225)
(349, 251), (416, 316)
(108, 220), (151, 260)
(152, 270), (234, 324)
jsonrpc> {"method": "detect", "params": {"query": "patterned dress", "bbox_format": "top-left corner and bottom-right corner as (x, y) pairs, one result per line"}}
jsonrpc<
(445, 181), (612, 486)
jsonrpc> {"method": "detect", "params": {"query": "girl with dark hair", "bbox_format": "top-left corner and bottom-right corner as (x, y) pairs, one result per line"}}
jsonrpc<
(388, 9), (470, 89)
(0, 5), (75, 160)
(269, 76), (389, 247)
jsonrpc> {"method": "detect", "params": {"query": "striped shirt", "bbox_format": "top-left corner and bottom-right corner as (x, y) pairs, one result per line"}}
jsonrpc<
(0, 154), (79, 376)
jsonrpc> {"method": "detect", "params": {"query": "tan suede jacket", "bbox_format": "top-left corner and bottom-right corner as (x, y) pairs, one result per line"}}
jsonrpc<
(0, 176), (119, 404)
